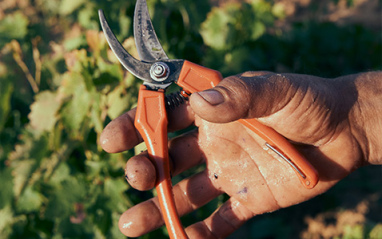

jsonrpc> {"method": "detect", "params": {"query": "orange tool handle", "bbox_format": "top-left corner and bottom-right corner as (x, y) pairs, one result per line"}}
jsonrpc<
(239, 119), (318, 188)
(135, 85), (188, 239)
(177, 60), (319, 188)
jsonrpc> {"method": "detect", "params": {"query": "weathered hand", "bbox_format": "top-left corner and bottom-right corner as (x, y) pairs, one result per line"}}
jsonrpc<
(100, 72), (379, 238)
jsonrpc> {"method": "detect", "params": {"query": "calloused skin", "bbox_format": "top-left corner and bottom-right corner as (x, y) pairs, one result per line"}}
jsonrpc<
(100, 71), (381, 238)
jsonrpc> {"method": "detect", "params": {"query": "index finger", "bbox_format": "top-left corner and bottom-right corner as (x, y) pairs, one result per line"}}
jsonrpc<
(100, 102), (195, 153)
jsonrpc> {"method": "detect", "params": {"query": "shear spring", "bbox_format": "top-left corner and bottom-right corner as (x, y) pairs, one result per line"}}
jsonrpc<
(165, 91), (190, 110)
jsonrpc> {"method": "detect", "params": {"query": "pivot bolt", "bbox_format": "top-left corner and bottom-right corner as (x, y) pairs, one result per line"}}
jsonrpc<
(150, 62), (169, 82)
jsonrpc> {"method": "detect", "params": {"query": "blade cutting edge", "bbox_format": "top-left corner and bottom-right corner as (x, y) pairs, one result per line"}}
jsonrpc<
(98, 9), (152, 81)
(134, 0), (168, 61)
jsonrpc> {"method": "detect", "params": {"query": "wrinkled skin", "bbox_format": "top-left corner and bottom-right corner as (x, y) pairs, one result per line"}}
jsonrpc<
(100, 72), (381, 238)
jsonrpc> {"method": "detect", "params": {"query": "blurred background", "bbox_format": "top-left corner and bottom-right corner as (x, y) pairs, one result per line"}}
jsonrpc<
(0, 0), (381, 238)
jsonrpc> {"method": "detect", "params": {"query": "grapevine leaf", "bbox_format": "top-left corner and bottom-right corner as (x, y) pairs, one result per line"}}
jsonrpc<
(15, 185), (43, 213)
(64, 35), (87, 52)
(58, 71), (79, 96)
(92, 207), (112, 235)
(0, 168), (14, 208)
(86, 30), (106, 55)
(11, 159), (36, 197)
(0, 11), (29, 48)
(64, 49), (86, 73)
(200, 7), (231, 50)
(94, 60), (121, 92)
(90, 97), (104, 135)
(106, 85), (131, 119)
(29, 91), (62, 132)
(109, 212), (125, 238)
(60, 73), (91, 133)
(78, 6), (97, 30)
(272, 2), (286, 19)
(104, 177), (130, 212)
(251, 21), (266, 40)
(370, 224), (382, 239)
(59, 0), (86, 16)
(8, 133), (49, 197)
(44, 176), (86, 220)
(49, 162), (71, 186)
(44, 194), (71, 221)
(85, 160), (105, 178)
(0, 206), (13, 236)
(0, 76), (12, 131)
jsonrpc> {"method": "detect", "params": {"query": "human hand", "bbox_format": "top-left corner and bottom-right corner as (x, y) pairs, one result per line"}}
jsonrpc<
(100, 71), (378, 238)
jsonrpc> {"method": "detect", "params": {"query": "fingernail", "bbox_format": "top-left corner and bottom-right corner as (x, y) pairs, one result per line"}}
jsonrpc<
(197, 90), (224, 105)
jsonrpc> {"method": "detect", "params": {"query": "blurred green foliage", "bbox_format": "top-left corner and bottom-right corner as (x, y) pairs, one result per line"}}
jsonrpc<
(0, 0), (381, 238)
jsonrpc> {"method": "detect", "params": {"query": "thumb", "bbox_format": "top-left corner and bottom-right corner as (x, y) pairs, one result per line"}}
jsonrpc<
(189, 72), (296, 123)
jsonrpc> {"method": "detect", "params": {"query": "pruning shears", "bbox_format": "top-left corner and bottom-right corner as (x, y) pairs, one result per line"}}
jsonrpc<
(99, 0), (319, 238)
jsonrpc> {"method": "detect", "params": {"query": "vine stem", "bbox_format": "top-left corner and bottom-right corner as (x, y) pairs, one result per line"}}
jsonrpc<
(32, 37), (42, 87)
(10, 40), (39, 93)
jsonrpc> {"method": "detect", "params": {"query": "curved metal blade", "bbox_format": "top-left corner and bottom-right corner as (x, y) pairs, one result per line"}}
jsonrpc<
(98, 9), (152, 81)
(134, 0), (168, 61)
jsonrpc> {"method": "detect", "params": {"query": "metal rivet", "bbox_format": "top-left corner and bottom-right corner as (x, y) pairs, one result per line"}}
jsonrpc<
(150, 62), (169, 82)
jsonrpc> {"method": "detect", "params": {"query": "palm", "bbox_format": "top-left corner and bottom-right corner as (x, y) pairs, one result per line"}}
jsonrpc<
(193, 115), (351, 218)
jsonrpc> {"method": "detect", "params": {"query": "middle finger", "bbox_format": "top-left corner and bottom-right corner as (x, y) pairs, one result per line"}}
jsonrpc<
(125, 130), (204, 191)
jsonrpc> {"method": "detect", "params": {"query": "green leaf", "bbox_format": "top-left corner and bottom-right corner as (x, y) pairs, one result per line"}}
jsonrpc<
(200, 7), (231, 50)
(64, 35), (87, 51)
(85, 160), (105, 178)
(272, 2), (286, 19)
(343, 224), (364, 239)
(250, 0), (274, 23)
(93, 64), (121, 92)
(92, 208), (112, 236)
(60, 176), (87, 202)
(0, 205), (13, 236)
(59, 0), (86, 16)
(8, 133), (50, 197)
(104, 177), (130, 212)
(58, 72), (78, 96)
(44, 176), (87, 220)
(90, 100), (104, 135)
(109, 212), (125, 239)
(251, 21), (266, 40)
(370, 224), (382, 239)
(60, 74), (91, 133)
(15, 185), (43, 213)
(118, 12), (131, 39)
(44, 194), (71, 220)
(106, 85), (131, 119)
(57, 216), (93, 238)
(0, 168), (14, 208)
(11, 159), (36, 197)
(201, 2), (271, 50)
(78, 5), (97, 29)
(49, 162), (71, 186)
(226, 47), (248, 68)
(0, 77), (13, 131)
(96, 59), (122, 81)
(0, 11), (29, 47)
(28, 91), (62, 132)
